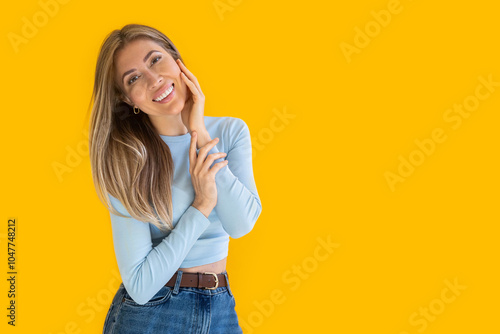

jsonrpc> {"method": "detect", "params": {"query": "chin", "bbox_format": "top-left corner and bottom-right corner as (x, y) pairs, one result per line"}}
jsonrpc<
(156, 99), (184, 115)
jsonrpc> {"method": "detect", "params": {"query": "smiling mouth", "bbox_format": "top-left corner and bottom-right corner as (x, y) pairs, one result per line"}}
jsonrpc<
(153, 84), (174, 102)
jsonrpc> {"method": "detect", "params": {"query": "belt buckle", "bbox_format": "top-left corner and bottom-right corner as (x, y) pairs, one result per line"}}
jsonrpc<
(203, 272), (219, 290)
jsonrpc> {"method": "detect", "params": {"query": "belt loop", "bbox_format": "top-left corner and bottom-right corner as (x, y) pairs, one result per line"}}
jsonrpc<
(223, 271), (233, 297)
(172, 270), (183, 295)
(197, 272), (203, 289)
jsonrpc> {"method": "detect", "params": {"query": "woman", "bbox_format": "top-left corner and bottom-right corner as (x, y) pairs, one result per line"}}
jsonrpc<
(88, 24), (262, 333)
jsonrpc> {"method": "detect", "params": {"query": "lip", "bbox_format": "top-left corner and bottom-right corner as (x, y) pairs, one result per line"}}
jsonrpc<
(152, 83), (174, 101)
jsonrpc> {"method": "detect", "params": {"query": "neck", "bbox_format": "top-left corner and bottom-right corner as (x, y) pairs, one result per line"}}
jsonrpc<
(148, 113), (188, 136)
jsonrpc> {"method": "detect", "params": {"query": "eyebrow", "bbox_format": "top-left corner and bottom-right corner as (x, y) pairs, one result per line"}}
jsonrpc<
(121, 49), (161, 84)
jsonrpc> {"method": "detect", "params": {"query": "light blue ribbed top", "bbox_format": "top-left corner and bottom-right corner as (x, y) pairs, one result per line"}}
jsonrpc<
(107, 116), (262, 305)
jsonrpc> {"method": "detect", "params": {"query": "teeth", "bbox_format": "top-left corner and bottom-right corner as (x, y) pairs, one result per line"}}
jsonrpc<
(154, 85), (174, 102)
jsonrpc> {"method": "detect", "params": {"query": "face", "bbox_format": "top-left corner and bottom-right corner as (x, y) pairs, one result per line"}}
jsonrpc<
(114, 38), (188, 115)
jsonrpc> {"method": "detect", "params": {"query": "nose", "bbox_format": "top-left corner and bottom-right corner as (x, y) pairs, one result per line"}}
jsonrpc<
(148, 72), (163, 90)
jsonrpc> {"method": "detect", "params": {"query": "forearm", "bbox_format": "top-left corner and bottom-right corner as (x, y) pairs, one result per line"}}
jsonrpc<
(214, 166), (262, 238)
(193, 118), (262, 238)
(193, 129), (212, 149)
(108, 194), (211, 305)
(193, 141), (261, 237)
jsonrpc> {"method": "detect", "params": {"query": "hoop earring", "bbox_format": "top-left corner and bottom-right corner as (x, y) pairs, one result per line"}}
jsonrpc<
(133, 106), (141, 114)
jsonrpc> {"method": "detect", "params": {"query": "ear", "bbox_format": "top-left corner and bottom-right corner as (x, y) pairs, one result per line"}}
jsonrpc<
(118, 92), (133, 107)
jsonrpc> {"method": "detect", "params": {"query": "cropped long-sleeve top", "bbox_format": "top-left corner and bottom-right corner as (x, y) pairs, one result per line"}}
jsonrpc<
(107, 116), (262, 305)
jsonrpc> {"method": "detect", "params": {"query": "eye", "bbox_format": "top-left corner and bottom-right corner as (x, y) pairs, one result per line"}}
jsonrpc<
(126, 56), (161, 86)
(128, 75), (140, 85)
(151, 55), (161, 65)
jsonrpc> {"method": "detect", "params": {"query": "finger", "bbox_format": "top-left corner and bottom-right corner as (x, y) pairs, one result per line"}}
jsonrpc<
(189, 131), (197, 173)
(193, 137), (219, 173)
(180, 72), (201, 97)
(196, 137), (219, 161)
(177, 59), (197, 84)
(201, 152), (227, 172)
(208, 160), (229, 177)
(177, 59), (203, 93)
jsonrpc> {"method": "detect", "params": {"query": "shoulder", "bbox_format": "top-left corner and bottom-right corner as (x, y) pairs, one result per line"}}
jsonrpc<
(204, 115), (248, 134)
(204, 116), (249, 146)
(107, 193), (132, 218)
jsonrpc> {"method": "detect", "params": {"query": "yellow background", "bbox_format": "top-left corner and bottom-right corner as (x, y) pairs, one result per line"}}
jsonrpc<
(1, 0), (499, 332)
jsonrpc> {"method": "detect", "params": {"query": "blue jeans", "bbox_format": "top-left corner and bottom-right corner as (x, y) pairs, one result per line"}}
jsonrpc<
(103, 270), (243, 333)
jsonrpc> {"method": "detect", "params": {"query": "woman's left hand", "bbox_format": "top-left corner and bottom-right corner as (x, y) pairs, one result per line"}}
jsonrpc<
(177, 59), (207, 137)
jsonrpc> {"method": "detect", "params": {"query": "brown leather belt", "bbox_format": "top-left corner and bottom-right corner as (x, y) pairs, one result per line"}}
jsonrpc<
(165, 272), (227, 290)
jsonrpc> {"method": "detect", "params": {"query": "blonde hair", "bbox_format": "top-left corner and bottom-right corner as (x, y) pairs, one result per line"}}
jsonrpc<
(88, 23), (186, 231)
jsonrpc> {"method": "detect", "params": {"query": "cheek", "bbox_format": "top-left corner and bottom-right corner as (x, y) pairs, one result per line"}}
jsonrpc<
(165, 61), (183, 81)
(129, 86), (148, 103)
(170, 60), (181, 73)
(168, 66), (187, 95)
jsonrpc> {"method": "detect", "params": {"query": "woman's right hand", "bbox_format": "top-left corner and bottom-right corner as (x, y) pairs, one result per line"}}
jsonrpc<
(189, 131), (228, 218)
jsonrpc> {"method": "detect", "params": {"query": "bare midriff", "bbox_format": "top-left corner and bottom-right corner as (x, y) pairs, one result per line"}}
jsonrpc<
(178, 256), (227, 274)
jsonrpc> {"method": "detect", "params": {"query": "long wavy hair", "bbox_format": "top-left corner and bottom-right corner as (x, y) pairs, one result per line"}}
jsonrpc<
(88, 24), (186, 231)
